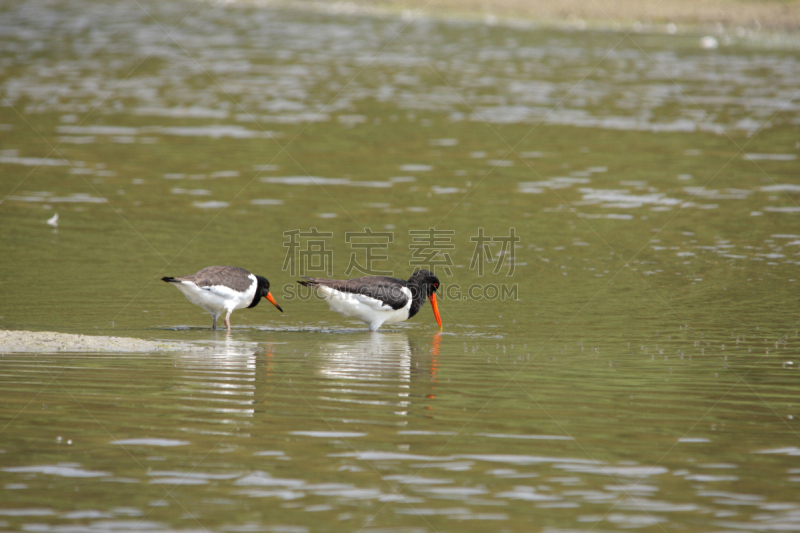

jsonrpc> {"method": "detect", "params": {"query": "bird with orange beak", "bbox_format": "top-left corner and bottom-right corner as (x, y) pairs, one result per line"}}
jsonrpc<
(162, 265), (283, 332)
(297, 269), (442, 332)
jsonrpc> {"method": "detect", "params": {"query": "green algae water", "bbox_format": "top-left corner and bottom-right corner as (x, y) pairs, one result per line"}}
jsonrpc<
(1, 1), (800, 531)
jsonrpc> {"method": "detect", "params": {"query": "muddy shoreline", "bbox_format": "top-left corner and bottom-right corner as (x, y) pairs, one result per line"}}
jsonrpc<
(0, 330), (197, 353)
(237, 0), (800, 34)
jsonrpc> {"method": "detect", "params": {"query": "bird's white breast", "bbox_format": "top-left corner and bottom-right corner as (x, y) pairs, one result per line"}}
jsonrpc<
(175, 274), (257, 313)
(316, 285), (412, 326)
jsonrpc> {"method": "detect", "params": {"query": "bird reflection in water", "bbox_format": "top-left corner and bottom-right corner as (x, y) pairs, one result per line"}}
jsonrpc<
(172, 333), (443, 428)
(172, 337), (265, 428)
(316, 332), (441, 420)
(426, 332), (441, 403)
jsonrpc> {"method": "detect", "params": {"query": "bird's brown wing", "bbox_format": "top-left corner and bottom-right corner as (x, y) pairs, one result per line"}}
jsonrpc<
(177, 266), (254, 292)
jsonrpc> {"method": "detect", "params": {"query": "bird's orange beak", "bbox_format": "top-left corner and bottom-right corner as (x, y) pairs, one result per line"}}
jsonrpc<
(266, 292), (283, 313)
(431, 292), (442, 330)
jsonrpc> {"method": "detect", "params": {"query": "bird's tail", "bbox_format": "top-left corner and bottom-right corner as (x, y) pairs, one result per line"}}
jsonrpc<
(296, 277), (317, 287)
(162, 276), (179, 283)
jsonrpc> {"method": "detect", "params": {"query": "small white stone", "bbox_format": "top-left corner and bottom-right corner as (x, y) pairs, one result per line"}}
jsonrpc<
(701, 36), (719, 50)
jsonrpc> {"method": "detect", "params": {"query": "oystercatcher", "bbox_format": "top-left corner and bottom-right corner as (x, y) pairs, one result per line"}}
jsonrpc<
(162, 266), (283, 331)
(297, 269), (442, 332)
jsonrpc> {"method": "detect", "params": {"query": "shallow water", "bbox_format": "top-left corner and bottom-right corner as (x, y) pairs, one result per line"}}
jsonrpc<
(1, 1), (800, 531)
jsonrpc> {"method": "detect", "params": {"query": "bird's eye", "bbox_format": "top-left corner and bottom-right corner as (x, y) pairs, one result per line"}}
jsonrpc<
(434, 282), (439, 288)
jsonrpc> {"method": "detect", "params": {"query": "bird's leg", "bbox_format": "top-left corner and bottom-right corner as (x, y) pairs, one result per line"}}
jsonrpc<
(224, 312), (232, 332)
(212, 312), (218, 331)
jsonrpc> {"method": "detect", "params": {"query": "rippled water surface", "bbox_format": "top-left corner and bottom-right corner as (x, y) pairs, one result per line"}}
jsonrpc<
(1, 1), (800, 531)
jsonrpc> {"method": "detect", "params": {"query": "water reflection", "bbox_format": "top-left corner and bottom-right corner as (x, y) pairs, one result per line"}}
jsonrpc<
(0, 335), (798, 530)
(167, 333), (441, 430)
(317, 332), (412, 381)
(317, 333), (413, 418)
(172, 337), (265, 427)
(291, 332), (442, 423)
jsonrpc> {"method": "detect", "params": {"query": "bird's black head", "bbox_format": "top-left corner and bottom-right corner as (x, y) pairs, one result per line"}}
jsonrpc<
(408, 269), (442, 329)
(426, 273), (441, 297)
(256, 275), (270, 296)
(409, 269), (441, 297)
(251, 275), (283, 312)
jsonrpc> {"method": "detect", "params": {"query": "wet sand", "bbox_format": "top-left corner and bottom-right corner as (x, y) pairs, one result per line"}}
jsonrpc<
(0, 330), (196, 353)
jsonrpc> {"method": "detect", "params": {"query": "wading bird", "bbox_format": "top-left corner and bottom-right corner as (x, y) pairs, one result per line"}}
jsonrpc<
(297, 269), (442, 332)
(163, 266), (282, 332)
